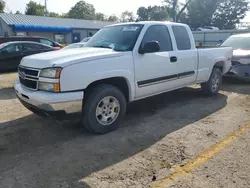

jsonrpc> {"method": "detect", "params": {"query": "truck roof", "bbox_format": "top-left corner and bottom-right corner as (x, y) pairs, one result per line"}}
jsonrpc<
(106, 21), (189, 28)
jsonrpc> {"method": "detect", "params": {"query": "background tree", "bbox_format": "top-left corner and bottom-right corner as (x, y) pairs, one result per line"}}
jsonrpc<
(0, 0), (5, 13)
(48, 12), (61, 18)
(137, 7), (149, 21)
(120, 11), (135, 22)
(212, 0), (249, 29)
(107, 15), (119, 22)
(68, 1), (95, 20)
(15, 11), (22, 14)
(95, 12), (106, 21)
(185, 0), (218, 29)
(164, 0), (192, 22)
(25, 1), (45, 16)
(184, 0), (248, 30)
(137, 6), (170, 21)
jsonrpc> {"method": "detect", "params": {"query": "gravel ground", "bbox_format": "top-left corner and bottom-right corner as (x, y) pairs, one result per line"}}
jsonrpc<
(0, 74), (249, 188)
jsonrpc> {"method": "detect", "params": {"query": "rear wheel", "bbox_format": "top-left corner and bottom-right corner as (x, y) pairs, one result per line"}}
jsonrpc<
(201, 68), (222, 96)
(83, 84), (126, 134)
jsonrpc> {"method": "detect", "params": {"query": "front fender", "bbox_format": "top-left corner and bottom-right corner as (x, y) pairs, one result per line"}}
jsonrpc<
(84, 70), (135, 100)
(60, 55), (135, 100)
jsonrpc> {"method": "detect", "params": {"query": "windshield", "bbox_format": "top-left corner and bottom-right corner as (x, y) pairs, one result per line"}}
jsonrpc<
(63, 43), (85, 49)
(85, 24), (144, 51)
(221, 36), (250, 50)
(0, 43), (9, 50)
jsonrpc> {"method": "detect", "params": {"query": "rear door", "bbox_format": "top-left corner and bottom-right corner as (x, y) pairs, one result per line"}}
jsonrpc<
(170, 25), (198, 86)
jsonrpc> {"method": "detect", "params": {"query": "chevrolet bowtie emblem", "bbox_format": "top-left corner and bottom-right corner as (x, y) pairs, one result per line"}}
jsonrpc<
(19, 71), (26, 79)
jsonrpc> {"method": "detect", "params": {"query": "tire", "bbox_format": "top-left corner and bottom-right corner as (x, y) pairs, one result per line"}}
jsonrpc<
(83, 84), (126, 134)
(201, 68), (222, 96)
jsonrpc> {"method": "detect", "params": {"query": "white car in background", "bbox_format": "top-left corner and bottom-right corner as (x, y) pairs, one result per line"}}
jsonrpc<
(197, 26), (219, 31)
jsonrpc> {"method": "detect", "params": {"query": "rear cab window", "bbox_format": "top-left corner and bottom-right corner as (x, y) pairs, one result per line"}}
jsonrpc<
(172, 25), (191, 50)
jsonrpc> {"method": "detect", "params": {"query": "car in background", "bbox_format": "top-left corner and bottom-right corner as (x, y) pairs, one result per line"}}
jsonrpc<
(0, 36), (63, 49)
(196, 26), (219, 31)
(81, 37), (91, 43)
(221, 33), (250, 81)
(62, 42), (86, 50)
(0, 41), (56, 72)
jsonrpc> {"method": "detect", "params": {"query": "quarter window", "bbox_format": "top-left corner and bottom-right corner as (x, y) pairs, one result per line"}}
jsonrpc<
(172, 26), (191, 50)
(141, 25), (173, 52)
(40, 39), (53, 46)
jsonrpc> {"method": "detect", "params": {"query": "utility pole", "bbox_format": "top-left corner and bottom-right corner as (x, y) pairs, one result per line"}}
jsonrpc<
(44, 0), (48, 16)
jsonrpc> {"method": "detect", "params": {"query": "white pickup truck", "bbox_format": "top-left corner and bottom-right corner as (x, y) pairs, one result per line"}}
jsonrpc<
(14, 21), (232, 134)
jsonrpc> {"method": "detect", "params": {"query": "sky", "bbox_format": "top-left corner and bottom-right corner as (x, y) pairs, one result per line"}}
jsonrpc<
(5, 0), (162, 16)
(4, 0), (250, 21)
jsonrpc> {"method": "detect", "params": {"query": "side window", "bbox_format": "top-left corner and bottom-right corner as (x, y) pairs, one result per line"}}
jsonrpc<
(24, 43), (43, 50)
(40, 39), (53, 47)
(2, 44), (23, 53)
(141, 25), (172, 52)
(172, 26), (191, 50)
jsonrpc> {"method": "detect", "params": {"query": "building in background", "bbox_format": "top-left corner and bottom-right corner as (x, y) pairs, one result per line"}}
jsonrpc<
(0, 13), (115, 44)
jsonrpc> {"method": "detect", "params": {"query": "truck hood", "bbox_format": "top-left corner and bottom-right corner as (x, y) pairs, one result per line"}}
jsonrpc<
(20, 47), (124, 69)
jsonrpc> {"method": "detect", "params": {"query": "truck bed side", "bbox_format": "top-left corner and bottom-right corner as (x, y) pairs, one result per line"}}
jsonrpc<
(196, 47), (233, 83)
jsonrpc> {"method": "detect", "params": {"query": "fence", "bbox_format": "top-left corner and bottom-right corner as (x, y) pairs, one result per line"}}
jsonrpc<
(193, 29), (250, 47)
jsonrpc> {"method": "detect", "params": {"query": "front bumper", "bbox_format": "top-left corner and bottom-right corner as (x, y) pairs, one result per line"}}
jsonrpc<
(14, 80), (84, 118)
(225, 64), (250, 81)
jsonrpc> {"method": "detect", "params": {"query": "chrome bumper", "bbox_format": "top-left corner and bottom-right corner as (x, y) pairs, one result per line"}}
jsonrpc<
(14, 80), (83, 115)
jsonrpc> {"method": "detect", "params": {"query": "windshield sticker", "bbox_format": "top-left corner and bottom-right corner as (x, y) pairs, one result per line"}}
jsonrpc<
(122, 27), (139, 31)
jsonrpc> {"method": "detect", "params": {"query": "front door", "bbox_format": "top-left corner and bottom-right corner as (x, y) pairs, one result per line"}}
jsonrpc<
(72, 33), (81, 43)
(134, 25), (179, 99)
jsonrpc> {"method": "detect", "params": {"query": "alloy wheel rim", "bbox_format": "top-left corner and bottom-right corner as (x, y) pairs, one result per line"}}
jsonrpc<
(212, 74), (220, 92)
(95, 96), (120, 126)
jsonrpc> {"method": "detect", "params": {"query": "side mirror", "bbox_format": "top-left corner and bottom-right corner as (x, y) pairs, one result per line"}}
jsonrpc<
(139, 41), (160, 54)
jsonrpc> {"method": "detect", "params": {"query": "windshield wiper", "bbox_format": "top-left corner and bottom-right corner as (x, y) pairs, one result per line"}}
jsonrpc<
(93, 45), (113, 49)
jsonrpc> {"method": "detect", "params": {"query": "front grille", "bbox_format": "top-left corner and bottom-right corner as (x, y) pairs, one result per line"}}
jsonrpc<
(19, 66), (39, 77)
(18, 66), (40, 90)
(19, 77), (38, 89)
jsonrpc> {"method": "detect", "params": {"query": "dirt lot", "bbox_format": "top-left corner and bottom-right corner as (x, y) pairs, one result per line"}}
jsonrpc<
(0, 73), (250, 188)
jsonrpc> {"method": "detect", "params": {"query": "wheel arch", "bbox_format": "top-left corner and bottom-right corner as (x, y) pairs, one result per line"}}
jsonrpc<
(85, 77), (132, 102)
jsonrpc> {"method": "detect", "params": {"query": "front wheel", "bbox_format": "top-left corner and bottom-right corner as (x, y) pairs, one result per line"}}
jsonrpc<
(201, 68), (222, 96)
(83, 84), (126, 134)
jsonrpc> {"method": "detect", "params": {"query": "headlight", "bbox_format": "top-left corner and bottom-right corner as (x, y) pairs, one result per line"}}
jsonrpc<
(38, 82), (60, 92)
(39, 67), (62, 78)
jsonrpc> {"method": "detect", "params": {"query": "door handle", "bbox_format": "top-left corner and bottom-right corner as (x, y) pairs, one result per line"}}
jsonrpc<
(170, 56), (177, 62)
